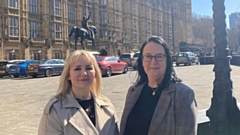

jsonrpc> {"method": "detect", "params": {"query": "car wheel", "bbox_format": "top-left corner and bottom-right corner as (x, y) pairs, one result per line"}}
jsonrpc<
(176, 63), (179, 66)
(0, 75), (3, 78)
(13, 75), (19, 78)
(123, 66), (128, 74)
(45, 69), (53, 77)
(106, 67), (111, 77)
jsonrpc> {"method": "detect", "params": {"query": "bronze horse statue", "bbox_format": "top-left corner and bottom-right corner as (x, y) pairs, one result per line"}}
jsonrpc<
(69, 26), (97, 51)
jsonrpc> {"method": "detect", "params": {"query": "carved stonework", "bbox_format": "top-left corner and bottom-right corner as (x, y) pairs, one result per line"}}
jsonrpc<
(45, 39), (52, 49)
(21, 38), (32, 48)
(69, 41), (74, 49)
(0, 36), (3, 42)
(63, 40), (70, 49)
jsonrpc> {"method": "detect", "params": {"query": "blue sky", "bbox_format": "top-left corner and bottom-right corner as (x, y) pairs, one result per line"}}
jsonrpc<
(192, 0), (240, 28)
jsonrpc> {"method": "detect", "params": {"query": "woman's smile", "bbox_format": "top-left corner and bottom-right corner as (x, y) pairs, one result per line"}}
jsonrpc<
(78, 78), (89, 81)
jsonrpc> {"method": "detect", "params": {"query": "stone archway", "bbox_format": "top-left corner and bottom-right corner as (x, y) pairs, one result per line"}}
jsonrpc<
(99, 49), (108, 56)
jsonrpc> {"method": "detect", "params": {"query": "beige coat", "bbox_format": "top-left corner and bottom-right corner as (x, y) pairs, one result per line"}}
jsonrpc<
(120, 82), (197, 135)
(38, 91), (119, 135)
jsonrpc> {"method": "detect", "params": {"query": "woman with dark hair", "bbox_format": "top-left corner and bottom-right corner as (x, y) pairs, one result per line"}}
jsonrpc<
(120, 36), (197, 135)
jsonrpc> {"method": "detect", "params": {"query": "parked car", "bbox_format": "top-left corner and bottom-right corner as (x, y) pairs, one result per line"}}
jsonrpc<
(0, 60), (9, 78)
(8, 60), (37, 78)
(176, 52), (199, 66)
(96, 56), (128, 77)
(6, 59), (25, 71)
(88, 51), (100, 58)
(132, 52), (140, 70)
(119, 53), (135, 67)
(25, 59), (65, 78)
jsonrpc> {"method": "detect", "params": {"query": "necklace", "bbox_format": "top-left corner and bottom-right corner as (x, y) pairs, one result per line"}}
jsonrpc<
(150, 87), (158, 96)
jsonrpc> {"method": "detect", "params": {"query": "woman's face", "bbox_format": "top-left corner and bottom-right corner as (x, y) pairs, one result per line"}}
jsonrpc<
(142, 42), (167, 81)
(68, 55), (95, 91)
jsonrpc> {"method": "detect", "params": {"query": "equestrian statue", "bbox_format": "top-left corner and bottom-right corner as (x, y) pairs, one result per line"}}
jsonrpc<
(69, 12), (97, 51)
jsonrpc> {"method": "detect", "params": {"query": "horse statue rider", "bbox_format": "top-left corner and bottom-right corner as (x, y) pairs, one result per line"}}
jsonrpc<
(82, 12), (93, 39)
(68, 12), (97, 51)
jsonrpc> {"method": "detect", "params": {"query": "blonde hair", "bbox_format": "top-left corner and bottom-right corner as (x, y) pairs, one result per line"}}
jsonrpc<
(56, 50), (103, 99)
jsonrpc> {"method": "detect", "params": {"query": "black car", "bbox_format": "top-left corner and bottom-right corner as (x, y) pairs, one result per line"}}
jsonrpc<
(25, 59), (65, 78)
(0, 61), (8, 78)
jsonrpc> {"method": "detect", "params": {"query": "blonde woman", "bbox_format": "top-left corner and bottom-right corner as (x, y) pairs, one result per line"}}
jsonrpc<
(38, 50), (119, 135)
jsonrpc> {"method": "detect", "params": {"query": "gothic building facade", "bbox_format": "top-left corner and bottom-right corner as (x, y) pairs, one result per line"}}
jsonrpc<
(0, 0), (192, 60)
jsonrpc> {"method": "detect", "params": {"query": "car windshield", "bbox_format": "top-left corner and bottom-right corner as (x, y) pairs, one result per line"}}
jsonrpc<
(29, 61), (40, 65)
(17, 61), (27, 64)
(133, 53), (140, 57)
(120, 54), (131, 58)
(178, 53), (188, 57)
(39, 60), (47, 64)
(0, 62), (8, 65)
(96, 57), (104, 62)
(8, 61), (25, 64)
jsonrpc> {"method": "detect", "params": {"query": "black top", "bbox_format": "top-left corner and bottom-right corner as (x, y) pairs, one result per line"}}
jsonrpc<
(124, 84), (163, 135)
(76, 97), (96, 126)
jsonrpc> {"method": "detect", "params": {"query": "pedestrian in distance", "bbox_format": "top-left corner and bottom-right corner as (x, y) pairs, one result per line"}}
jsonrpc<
(120, 36), (198, 135)
(38, 50), (119, 135)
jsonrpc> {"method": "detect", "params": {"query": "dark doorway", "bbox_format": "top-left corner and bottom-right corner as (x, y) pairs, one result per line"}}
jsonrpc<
(117, 49), (121, 56)
(100, 49), (108, 56)
(9, 53), (16, 60)
(34, 53), (40, 60)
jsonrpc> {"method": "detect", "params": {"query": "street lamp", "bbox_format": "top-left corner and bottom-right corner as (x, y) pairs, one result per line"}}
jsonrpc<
(0, 36), (3, 60)
(122, 32), (128, 52)
(171, 5), (175, 54)
(108, 30), (116, 55)
(38, 50), (41, 60)
(11, 49), (15, 54)
(122, 32), (127, 44)
(10, 49), (15, 60)
(205, 0), (240, 134)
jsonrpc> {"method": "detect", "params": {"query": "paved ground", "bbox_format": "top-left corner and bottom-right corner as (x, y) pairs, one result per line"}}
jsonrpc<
(1, 64), (240, 135)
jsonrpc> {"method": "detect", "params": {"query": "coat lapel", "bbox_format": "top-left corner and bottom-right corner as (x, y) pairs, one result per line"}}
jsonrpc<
(148, 83), (175, 134)
(65, 92), (113, 135)
(63, 91), (99, 135)
(94, 97), (113, 135)
(69, 108), (99, 135)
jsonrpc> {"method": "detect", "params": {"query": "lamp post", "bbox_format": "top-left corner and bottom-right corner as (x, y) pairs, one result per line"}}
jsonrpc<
(205, 0), (240, 134)
(38, 50), (41, 60)
(171, 5), (175, 54)
(238, 20), (240, 52)
(0, 36), (3, 60)
(108, 30), (112, 55)
(122, 32), (127, 52)
(108, 30), (116, 55)
(122, 32), (127, 54)
(11, 49), (15, 60)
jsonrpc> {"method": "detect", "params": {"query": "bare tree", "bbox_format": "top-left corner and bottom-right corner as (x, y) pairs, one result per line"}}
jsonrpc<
(192, 13), (214, 48)
(227, 27), (240, 53)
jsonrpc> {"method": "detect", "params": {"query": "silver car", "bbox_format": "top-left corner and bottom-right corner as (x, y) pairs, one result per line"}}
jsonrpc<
(176, 52), (199, 66)
(132, 52), (140, 70)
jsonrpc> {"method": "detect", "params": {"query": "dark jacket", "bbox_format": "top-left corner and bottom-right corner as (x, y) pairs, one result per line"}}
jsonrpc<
(120, 82), (198, 135)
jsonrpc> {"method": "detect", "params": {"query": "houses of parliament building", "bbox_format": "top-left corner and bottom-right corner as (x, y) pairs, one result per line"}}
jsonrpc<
(0, 0), (192, 60)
